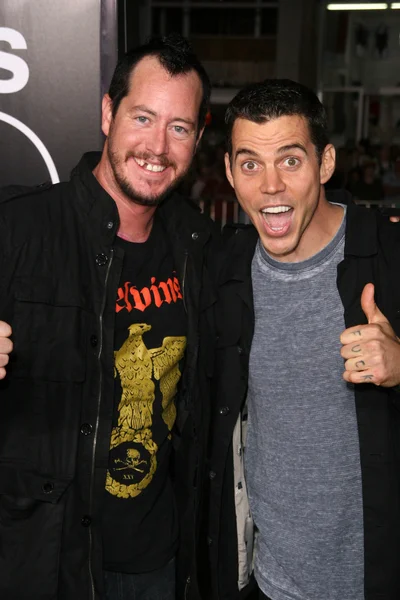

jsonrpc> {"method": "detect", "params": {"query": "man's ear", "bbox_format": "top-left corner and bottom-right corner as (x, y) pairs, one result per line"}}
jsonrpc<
(320, 144), (336, 185)
(101, 94), (113, 137)
(225, 152), (234, 188)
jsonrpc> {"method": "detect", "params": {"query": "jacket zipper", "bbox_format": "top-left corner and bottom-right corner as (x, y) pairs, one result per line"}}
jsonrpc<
(88, 248), (114, 600)
(181, 244), (199, 600)
(181, 250), (188, 314)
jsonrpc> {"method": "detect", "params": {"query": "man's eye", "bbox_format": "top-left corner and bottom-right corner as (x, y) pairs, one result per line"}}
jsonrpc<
(243, 161), (257, 171)
(174, 125), (188, 135)
(136, 116), (148, 124)
(284, 157), (300, 167)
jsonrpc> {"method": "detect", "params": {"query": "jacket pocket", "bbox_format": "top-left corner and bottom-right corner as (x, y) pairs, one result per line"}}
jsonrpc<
(0, 467), (71, 599)
(11, 278), (86, 382)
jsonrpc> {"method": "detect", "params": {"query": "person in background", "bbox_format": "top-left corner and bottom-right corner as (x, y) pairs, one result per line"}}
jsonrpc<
(377, 144), (393, 177)
(349, 162), (384, 203)
(383, 156), (400, 199)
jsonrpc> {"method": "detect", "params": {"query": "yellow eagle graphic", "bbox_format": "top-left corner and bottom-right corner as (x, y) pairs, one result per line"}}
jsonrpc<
(106, 323), (186, 499)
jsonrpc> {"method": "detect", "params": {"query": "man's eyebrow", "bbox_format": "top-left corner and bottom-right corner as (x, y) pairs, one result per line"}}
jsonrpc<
(130, 105), (157, 117)
(234, 143), (308, 161)
(277, 143), (307, 155)
(171, 117), (196, 127)
(234, 148), (260, 161)
(129, 105), (196, 127)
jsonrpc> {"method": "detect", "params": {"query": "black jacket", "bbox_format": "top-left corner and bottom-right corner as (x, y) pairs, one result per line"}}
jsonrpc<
(207, 196), (400, 600)
(0, 153), (218, 600)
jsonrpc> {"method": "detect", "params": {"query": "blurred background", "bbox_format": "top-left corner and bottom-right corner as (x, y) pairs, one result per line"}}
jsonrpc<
(2, 0), (400, 224)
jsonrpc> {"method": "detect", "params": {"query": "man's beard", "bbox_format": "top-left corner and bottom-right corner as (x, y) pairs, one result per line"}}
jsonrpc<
(108, 146), (190, 207)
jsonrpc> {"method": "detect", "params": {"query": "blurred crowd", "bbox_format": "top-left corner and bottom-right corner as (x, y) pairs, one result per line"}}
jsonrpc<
(327, 140), (400, 202)
(180, 137), (238, 221)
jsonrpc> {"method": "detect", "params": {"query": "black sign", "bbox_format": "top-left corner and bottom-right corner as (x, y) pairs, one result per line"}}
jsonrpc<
(0, 0), (117, 187)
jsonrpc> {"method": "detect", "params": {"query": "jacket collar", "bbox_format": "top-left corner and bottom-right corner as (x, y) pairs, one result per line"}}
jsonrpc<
(343, 201), (378, 258)
(158, 189), (213, 252)
(71, 152), (119, 243)
(220, 226), (258, 284)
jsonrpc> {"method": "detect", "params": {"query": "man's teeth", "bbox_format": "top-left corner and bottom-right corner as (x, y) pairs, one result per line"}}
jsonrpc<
(134, 158), (166, 172)
(261, 206), (291, 214)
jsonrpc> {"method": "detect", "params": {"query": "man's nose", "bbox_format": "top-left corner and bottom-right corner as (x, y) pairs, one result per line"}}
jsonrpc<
(260, 166), (285, 195)
(146, 124), (169, 157)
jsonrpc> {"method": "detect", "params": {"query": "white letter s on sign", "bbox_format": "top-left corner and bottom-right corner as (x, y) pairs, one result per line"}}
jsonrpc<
(0, 27), (29, 94)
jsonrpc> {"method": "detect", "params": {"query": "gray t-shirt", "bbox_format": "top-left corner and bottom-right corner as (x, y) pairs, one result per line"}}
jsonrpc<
(245, 208), (364, 600)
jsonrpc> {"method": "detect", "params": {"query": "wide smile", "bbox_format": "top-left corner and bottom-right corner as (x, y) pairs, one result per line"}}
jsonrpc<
(260, 205), (294, 236)
(133, 157), (168, 174)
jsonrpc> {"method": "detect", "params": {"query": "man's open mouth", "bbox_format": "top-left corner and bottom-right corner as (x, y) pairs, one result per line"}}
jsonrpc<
(261, 205), (293, 232)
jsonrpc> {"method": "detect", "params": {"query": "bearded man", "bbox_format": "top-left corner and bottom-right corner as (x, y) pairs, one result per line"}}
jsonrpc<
(0, 33), (217, 600)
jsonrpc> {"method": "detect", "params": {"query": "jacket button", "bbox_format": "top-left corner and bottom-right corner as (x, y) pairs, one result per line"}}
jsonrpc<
(207, 536), (213, 545)
(80, 423), (93, 436)
(95, 253), (108, 266)
(209, 470), (216, 480)
(192, 232), (199, 240)
(90, 334), (98, 347)
(106, 221), (114, 230)
(219, 406), (230, 416)
(237, 346), (243, 354)
(42, 481), (54, 494)
(81, 515), (92, 527)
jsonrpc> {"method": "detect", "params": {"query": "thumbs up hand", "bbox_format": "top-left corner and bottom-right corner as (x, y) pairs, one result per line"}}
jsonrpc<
(0, 321), (12, 380)
(340, 283), (400, 387)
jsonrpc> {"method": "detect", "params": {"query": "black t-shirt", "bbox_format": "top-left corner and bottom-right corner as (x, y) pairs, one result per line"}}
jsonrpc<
(102, 217), (187, 573)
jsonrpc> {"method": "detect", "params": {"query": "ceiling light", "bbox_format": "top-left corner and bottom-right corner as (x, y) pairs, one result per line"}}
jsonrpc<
(327, 3), (388, 9)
